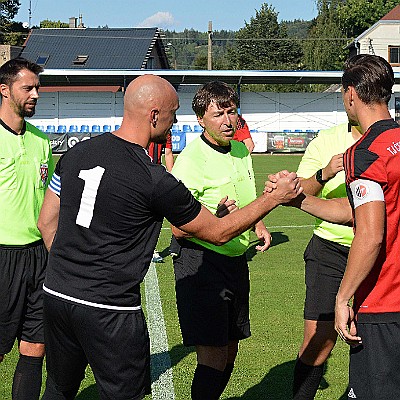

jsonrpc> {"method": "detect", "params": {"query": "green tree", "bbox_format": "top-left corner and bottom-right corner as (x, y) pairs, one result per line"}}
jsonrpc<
(337, 0), (399, 38)
(228, 3), (302, 71)
(40, 19), (69, 28)
(302, 0), (347, 71)
(0, 0), (22, 44)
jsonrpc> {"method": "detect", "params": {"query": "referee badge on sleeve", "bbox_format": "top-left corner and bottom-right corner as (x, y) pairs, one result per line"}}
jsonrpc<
(40, 163), (49, 185)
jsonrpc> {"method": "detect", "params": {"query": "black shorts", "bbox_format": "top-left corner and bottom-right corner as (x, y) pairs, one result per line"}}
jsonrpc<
(348, 313), (400, 399)
(0, 240), (47, 354)
(173, 240), (250, 347)
(43, 294), (151, 400)
(303, 234), (349, 321)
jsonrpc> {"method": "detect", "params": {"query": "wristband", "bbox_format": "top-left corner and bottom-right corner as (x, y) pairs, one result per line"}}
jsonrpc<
(315, 169), (328, 185)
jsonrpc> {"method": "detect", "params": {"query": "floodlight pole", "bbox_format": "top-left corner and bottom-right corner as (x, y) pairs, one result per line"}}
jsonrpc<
(28, 0), (32, 28)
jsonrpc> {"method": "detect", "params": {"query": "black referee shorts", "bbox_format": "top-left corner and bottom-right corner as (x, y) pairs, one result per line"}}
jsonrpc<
(303, 234), (349, 321)
(348, 314), (400, 399)
(0, 240), (47, 354)
(173, 240), (251, 347)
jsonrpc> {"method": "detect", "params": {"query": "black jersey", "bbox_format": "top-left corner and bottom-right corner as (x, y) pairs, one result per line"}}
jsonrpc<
(45, 133), (201, 309)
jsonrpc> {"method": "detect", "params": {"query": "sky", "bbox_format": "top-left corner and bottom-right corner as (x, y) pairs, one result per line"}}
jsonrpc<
(16, 0), (318, 31)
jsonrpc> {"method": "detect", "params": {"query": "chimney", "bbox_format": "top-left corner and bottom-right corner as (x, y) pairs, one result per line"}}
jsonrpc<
(69, 17), (77, 28)
(78, 14), (84, 28)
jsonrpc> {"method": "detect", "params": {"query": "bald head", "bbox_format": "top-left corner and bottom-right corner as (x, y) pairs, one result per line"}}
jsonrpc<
(124, 74), (177, 114)
(118, 75), (179, 146)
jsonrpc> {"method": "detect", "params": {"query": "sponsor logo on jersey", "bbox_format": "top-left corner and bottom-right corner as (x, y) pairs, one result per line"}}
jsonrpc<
(354, 183), (369, 200)
(40, 163), (49, 185)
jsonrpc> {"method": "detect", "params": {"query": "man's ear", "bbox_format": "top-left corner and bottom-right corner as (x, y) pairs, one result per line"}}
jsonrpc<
(197, 116), (204, 128)
(151, 109), (159, 127)
(0, 84), (10, 99)
(348, 86), (358, 106)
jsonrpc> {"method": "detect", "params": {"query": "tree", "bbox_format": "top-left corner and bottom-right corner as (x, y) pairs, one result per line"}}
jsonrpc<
(40, 19), (69, 28)
(228, 3), (302, 71)
(0, 0), (22, 44)
(337, 0), (399, 38)
(302, 0), (347, 71)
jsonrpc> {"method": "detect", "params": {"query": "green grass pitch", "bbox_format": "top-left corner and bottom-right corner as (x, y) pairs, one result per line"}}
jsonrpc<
(0, 154), (349, 399)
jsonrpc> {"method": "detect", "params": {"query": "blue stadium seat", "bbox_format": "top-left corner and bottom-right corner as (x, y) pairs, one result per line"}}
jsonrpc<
(69, 125), (78, 133)
(172, 124), (179, 132)
(193, 124), (203, 132)
(91, 125), (101, 133)
(114, 124), (121, 130)
(46, 125), (55, 133)
(36, 125), (45, 132)
(80, 125), (89, 133)
(182, 124), (192, 132)
(57, 125), (66, 133)
(294, 129), (302, 132)
(283, 129), (292, 133)
(102, 124), (111, 133)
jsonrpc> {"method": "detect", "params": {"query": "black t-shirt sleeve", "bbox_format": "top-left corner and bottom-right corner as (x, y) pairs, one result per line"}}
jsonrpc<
(151, 171), (202, 227)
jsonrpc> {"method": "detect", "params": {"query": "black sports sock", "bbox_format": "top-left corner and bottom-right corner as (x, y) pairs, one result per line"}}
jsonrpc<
(215, 362), (234, 398)
(191, 364), (224, 400)
(293, 357), (324, 400)
(42, 375), (80, 400)
(12, 354), (43, 400)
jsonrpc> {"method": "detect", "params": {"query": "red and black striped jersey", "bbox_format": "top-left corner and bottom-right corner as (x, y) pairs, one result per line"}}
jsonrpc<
(344, 119), (400, 316)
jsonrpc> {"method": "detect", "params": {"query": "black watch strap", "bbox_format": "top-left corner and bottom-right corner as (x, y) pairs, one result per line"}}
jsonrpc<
(315, 169), (328, 185)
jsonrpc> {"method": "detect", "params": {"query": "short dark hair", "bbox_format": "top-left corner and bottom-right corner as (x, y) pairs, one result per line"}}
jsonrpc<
(192, 81), (239, 117)
(342, 54), (394, 105)
(0, 57), (43, 87)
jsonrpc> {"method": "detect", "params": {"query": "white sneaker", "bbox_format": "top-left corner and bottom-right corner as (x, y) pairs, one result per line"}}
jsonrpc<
(152, 251), (163, 263)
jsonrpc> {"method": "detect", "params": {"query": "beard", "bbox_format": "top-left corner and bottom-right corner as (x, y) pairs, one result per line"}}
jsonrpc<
(152, 129), (171, 144)
(22, 102), (36, 118)
(152, 136), (167, 144)
(23, 108), (36, 118)
(348, 117), (359, 127)
(11, 96), (36, 118)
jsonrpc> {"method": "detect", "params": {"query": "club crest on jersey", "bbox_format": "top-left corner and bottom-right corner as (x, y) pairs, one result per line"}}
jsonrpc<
(40, 163), (49, 185)
(354, 182), (369, 199)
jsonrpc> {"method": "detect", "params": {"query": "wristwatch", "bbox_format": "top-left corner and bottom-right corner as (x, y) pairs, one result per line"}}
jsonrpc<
(315, 169), (328, 185)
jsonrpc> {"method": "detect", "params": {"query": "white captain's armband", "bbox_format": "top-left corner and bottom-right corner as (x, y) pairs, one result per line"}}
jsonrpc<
(349, 179), (384, 208)
(48, 173), (61, 197)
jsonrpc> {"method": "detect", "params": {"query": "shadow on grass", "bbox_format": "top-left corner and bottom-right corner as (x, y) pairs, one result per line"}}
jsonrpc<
(153, 343), (195, 382)
(225, 359), (348, 399)
(226, 359), (295, 399)
(246, 231), (289, 261)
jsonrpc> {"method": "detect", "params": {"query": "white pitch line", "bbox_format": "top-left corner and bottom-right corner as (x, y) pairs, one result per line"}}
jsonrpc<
(144, 262), (175, 400)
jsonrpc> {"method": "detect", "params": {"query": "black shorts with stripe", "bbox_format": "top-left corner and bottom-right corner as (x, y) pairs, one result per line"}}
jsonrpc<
(173, 239), (250, 347)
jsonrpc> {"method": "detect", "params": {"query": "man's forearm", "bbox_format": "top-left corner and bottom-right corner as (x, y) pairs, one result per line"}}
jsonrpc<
(291, 193), (352, 225)
(336, 232), (382, 306)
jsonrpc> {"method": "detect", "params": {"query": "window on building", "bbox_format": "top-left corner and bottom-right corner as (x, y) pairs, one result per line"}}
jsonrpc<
(388, 46), (400, 65)
(36, 55), (49, 66)
(146, 57), (154, 69)
(73, 55), (89, 65)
